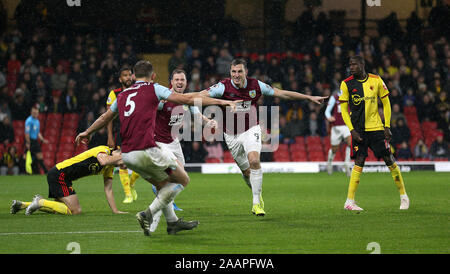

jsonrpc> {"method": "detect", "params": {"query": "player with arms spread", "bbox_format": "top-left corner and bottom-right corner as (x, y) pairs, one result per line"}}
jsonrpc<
(106, 66), (140, 204)
(198, 58), (328, 216)
(75, 60), (239, 236)
(339, 56), (409, 211)
(11, 146), (126, 215)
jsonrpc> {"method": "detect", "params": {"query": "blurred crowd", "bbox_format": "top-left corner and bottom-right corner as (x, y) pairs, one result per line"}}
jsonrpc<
(0, 4), (449, 172)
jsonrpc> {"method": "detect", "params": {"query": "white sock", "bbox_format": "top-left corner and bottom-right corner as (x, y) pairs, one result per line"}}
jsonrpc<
(243, 175), (251, 189)
(149, 183), (184, 215)
(162, 200), (178, 223)
(345, 146), (351, 163)
(327, 149), (335, 163)
(250, 169), (263, 205)
(345, 198), (355, 204)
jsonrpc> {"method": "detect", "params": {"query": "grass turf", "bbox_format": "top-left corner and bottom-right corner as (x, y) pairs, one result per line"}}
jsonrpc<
(0, 171), (448, 254)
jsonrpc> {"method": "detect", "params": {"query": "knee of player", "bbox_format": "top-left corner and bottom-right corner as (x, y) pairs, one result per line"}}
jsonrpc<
(383, 155), (394, 166)
(355, 156), (366, 167)
(248, 157), (261, 169)
(180, 174), (190, 186)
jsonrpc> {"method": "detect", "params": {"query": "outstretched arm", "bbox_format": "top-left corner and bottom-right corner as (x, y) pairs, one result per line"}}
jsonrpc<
(75, 109), (117, 145)
(167, 92), (240, 110)
(273, 88), (328, 104)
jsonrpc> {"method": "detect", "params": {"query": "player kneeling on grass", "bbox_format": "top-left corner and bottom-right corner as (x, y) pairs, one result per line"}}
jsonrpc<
(10, 146), (127, 216)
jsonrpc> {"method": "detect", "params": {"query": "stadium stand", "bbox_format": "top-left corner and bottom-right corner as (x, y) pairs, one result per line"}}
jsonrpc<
(0, 3), (448, 174)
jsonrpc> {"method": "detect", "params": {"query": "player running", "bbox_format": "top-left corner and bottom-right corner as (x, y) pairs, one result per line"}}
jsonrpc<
(75, 60), (239, 236)
(11, 146), (126, 215)
(149, 68), (217, 233)
(339, 56), (409, 211)
(106, 66), (140, 204)
(198, 58), (327, 217)
(325, 89), (352, 177)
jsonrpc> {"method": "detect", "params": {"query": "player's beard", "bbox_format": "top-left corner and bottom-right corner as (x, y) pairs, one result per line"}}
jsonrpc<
(122, 80), (133, 89)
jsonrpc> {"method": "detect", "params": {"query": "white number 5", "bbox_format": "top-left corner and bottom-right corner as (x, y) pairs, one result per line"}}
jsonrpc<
(124, 92), (138, 117)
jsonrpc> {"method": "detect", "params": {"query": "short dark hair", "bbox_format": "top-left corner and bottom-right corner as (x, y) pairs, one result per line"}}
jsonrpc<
(350, 55), (365, 66)
(170, 69), (187, 80)
(133, 60), (154, 78)
(118, 66), (132, 77)
(230, 58), (247, 70)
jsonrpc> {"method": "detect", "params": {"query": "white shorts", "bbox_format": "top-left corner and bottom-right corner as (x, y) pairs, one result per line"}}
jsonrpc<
(330, 125), (351, 146)
(156, 139), (185, 166)
(224, 125), (262, 171)
(122, 146), (178, 182)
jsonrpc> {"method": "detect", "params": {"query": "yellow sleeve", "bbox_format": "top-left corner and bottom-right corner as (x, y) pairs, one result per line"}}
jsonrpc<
(340, 101), (354, 131)
(338, 81), (349, 102)
(380, 95), (391, 128)
(106, 90), (116, 106)
(377, 77), (389, 99)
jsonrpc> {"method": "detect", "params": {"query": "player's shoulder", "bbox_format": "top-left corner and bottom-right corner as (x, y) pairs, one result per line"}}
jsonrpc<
(89, 145), (111, 156)
(368, 73), (381, 80)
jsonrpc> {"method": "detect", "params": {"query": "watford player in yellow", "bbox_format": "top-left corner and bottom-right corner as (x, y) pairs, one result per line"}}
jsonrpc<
(339, 56), (409, 211)
(10, 146), (127, 215)
(106, 67), (141, 203)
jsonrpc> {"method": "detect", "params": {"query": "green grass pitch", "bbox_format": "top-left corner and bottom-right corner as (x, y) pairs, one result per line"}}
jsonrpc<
(0, 171), (448, 254)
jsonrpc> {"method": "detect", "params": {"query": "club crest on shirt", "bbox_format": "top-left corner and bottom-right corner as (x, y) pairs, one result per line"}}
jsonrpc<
(249, 90), (256, 98)
(89, 163), (100, 173)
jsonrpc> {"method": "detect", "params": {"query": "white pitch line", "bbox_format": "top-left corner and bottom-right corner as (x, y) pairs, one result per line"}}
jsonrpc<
(0, 230), (142, 236)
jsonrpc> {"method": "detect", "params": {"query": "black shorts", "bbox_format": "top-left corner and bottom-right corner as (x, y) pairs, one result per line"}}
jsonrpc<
(351, 130), (391, 160)
(30, 139), (41, 154)
(47, 167), (76, 198)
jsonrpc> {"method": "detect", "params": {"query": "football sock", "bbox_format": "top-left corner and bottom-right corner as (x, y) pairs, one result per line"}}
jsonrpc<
(130, 171), (140, 188)
(345, 147), (351, 165)
(347, 165), (363, 200)
(149, 183), (184, 215)
(21, 201), (31, 209)
(38, 199), (72, 215)
(162, 200), (178, 223)
(119, 168), (131, 196)
(388, 163), (407, 196)
(250, 169), (263, 205)
(327, 149), (335, 163)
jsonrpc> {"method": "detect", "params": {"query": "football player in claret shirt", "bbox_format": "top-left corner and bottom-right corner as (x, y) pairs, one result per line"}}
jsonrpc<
(76, 60), (239, 236)
(149, 68), (217, 233)
(106, 66), (140, 204)
(339, 56), (409, 211)
(10, 146), (126, 215)
(199, 58), (327, 217)
(325, 89), (352, 177)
